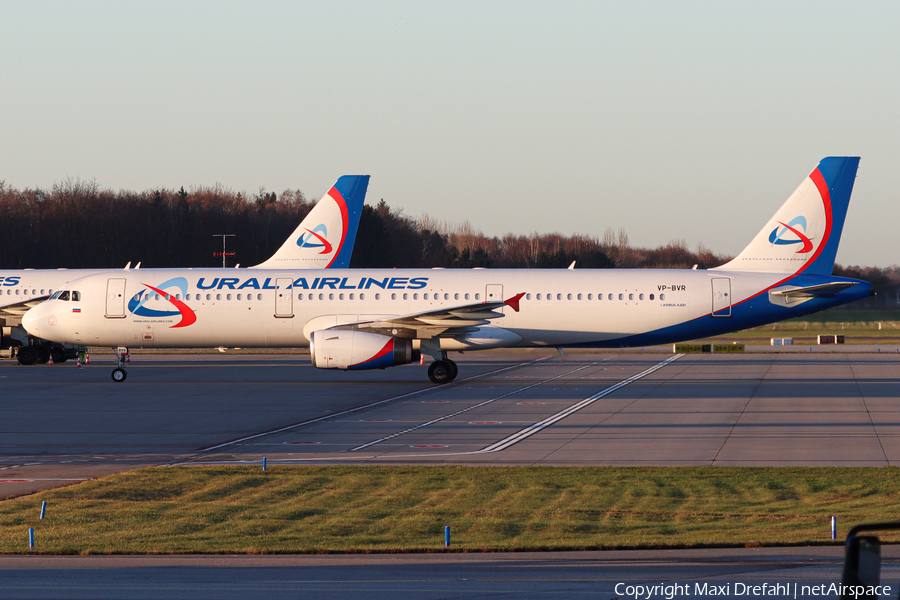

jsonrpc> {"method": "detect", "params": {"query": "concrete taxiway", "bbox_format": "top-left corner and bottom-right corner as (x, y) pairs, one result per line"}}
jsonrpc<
(3, 348), (900, 498)
(2, 547), (899, 600)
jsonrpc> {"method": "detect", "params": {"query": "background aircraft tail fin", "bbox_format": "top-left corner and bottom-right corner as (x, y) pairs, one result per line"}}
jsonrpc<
(713, 157), (859, 276)
(251, 175), (368, 269)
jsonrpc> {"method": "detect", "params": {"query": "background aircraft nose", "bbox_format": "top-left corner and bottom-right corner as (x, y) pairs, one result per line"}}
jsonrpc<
(23, 305), (45, 338)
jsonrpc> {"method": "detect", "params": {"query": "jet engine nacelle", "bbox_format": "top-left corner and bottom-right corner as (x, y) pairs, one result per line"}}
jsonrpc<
(309, 329), (418, 370)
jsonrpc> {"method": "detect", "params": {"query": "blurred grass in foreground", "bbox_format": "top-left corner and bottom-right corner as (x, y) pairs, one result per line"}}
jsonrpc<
(2, 466), (899, 554)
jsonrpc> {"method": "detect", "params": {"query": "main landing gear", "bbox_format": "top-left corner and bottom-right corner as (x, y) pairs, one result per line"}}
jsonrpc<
(427, 354), (458, 384)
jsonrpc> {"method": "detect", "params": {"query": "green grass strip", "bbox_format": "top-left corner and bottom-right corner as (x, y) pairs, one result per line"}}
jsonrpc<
(2, 465), (899, 554)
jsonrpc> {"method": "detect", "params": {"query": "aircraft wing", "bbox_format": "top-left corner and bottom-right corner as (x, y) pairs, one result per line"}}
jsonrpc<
(0, 296), (50, 319)
(333, 292), (525, 339)
(769, 281), (861, 299)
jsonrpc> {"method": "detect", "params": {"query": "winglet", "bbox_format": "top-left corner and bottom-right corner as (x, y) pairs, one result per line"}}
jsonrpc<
(504, 292), (526, 313)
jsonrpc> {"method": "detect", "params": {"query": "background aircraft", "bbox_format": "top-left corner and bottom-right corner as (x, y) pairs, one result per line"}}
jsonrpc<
(24, 158), (869, 383)
(3, 175), (367, 364)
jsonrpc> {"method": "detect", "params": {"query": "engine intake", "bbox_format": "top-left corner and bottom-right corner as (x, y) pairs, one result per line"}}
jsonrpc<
(309, 330), (418, 370)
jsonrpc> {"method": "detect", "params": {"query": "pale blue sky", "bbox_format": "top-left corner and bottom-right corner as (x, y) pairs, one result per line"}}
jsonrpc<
(2, 1), (898, 266)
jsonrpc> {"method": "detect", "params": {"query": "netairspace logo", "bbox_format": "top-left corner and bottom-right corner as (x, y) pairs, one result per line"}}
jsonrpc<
(613, 581), (891, 599)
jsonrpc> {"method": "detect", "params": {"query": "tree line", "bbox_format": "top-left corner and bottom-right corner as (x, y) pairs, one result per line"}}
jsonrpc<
(1, 178), (896, 302)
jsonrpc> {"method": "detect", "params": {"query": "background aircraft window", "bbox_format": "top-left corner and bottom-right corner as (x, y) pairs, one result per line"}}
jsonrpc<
(660, 293), (665, 300)
(216, 294), (221, 301)
(577, 294), (582, 300)
(236, 294), (242, 300)
(475, 293), (480, 300)
(328, 293), (334, 300)
(650, 294), (655, 300)
(413, 293), (418, 300)
(567, 294), (572, 300)
(536, 294), (541, 300)
(318, 293), (324, 300)
(349, 293), (354, 300)
(629, 294), (634, 300)
(618, 294), (623, 300)
(298, 293), (303, 300)
(444, 293), (449, 300)
(465, 293), (469, 300)
(526, 294), (532, 300)
(423, 293), (428, 300)
(226, 294), (232, 300)
(206, 294), (211, 301)
(23, 289), (28, 295)
(608, 294), (613, 300)
(403, 293), (408, 300)
(454, 293), (459, 300)
(40, 289), (45, 295)
(556, 294), (562, 300)
(155, 294), (160, 301)
(15, 290), (19, 295)
(639, 294), (644, 300)
(339, 293), (344, 300)
(588, 294), (593, 300)
(391, 293), (396, 300)
(257, 294), (263, 300)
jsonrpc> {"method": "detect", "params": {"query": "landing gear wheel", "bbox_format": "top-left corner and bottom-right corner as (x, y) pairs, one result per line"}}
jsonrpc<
(36, 345), (50, 364)
(428, 360), (455, 384)
(111, 368), (127, 383)
(16, 345), (38, 366)
(446, 359), (458, 381)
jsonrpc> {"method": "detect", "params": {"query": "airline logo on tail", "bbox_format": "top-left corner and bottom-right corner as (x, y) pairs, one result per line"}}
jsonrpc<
(127, 277), (197, 328)
(768, 217), (813, 253)
(297, 224), (333, 255)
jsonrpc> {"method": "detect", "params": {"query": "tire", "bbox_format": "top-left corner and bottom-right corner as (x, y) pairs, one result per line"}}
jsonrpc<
(36, 345), (50, 364)
(428, 360), (453, 384)
(446, 359), (458, 381)
(17, 345), (39, 366)
(111, 368), (127, 383)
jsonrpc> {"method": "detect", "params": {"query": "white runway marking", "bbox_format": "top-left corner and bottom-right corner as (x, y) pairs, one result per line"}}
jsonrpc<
(478, 354), (684, 453)
(349, 360), (605, 451)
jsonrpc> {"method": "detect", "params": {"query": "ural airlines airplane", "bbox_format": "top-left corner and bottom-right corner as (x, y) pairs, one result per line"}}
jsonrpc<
(24, 158), (870, 384)
(2, 175), (367, 364)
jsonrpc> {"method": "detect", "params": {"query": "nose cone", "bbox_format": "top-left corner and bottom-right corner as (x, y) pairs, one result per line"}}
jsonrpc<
(23, 303), (51, 340)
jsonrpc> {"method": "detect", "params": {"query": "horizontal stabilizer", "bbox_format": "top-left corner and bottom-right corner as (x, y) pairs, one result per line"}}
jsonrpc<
(769, 281), (861, 299)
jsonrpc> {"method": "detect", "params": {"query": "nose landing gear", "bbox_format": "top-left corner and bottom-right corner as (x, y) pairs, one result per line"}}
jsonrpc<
(110, 347), (130, 382)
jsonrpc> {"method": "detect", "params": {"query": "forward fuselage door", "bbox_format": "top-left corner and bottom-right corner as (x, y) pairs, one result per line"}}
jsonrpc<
(106, 278), (127, 318)
(275, 278), (294, 318)
(711, 277), (732, 318)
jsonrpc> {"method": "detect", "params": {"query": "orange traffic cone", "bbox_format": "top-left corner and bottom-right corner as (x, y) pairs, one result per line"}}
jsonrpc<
(125, 352), (131, 363)
(420, 354), (425, 365)
(47, 353), (54, 366)
(84, 351), (90, 365)
(76, 357), (82, 368)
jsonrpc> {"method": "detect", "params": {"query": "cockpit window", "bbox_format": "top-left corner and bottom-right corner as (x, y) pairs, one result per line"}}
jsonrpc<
(50, 291), (62, 300)
(72, 291), (81, 301)
(57, 291), (70, 301)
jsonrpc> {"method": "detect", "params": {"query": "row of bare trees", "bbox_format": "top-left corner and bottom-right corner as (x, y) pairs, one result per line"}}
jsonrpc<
(1, 179), (896, 302)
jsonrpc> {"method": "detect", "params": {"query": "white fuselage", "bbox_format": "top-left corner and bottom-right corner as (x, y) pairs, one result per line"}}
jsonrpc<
(23, 267), (847, 350)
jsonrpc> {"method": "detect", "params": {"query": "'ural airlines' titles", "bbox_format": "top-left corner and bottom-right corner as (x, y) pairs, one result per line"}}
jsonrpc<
(194, 276), (430, 291)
